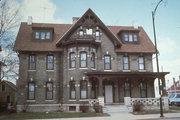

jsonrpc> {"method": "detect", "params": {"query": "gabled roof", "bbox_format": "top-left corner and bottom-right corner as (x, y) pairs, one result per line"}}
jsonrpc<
(14, 23), (72, 52)
(56, 8), (122, 48)
(108, 26), (156, 53)
(14, 8), (156, 53)
(0, 80), (17, 91)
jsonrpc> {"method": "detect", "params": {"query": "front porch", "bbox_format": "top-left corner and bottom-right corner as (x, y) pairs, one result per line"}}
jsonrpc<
(86, 71), (169, 104)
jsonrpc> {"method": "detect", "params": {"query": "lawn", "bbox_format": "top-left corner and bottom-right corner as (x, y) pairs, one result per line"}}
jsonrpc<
(0, 112), (107, 120)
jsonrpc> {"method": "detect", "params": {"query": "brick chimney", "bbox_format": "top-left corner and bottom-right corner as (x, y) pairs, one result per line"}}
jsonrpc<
(72, 17), (79, 24)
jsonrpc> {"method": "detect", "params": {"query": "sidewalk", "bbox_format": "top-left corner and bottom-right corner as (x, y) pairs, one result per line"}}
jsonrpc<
(30, 112), (180, 120)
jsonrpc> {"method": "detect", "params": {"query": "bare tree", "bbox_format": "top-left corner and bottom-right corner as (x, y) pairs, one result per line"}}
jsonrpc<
(0, 0), (21, 82)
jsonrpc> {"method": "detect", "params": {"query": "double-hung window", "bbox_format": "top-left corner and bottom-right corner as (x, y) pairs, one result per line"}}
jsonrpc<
(29, 55), (36, 70)
(28, 82), (35, 100)
(95, 31), (100, 40)
(46, 55), (54, 70)
(80, 52), (87, 68)
(123, 56), (129, 70)
(69, 52), (76, 68)
(138, 56), (145, 70)
(104, 55), (111, 70)
(46, 82), (53, 100)
(140, 81), (147, 98)
(124, 81), (131, 97)
(80, 80), (87, 99)
(70, 81), (76, 99)
(90, 52), (95, 68)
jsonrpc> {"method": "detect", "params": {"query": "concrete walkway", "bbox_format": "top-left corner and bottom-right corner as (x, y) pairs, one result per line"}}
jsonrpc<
(31, 112), (180, 120)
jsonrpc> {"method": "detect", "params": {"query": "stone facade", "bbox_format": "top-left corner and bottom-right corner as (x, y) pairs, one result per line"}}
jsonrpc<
(14, 9), (168, 112)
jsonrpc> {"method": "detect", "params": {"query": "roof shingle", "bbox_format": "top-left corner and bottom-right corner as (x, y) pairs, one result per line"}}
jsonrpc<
(14, 22), (155, 53)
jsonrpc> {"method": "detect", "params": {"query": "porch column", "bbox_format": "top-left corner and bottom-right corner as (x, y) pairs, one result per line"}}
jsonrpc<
(98, 78), (103, 96)
(98, 77), (104, 106)
(161, 76), (167, 96)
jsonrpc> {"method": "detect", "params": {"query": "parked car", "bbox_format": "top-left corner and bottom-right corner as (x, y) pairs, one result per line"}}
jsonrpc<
(168, 93), (180, 106)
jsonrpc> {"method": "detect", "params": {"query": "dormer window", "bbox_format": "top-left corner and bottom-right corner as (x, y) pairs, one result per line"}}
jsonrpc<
(46, 32), (51, 39)
(121, 31), (139, 43)
(41, 32), (45, 39)
(33, 29), (52, 40)
(35, 32), (40, 39)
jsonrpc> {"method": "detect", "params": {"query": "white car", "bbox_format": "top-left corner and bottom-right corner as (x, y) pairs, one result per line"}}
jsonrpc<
(168, 93), (180, 106)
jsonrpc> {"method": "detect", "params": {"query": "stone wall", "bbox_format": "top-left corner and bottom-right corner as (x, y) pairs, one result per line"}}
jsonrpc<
(124, 97), (169, 112)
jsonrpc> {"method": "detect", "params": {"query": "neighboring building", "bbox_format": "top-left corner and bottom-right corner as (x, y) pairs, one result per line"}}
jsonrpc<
(167, 78), (180, 94)
(0, 80), (17, 111)
(14, 9), (169, 112)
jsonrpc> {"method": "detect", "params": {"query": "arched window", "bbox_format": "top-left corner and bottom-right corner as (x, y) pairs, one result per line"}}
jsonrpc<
(70, 81), (76, 99)
(46, 82), (53, 100)
(104, 55), (111, 70)
(95, 31), (100, 40)
(80, 52), (87, 68)
(69, 52), (76, 68)
(90, 52), (95, 68)
(124, 80), (131, 97)
(140, 81), (147, 98)
(80, 80), (87, 99)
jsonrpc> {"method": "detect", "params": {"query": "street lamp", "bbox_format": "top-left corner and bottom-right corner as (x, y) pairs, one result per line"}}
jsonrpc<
(152, 0), (164, 117)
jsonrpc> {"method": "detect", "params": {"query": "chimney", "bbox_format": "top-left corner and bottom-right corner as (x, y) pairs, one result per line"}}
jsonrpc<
(132, 21), (138, 29)
(72, 17), (79, 24)
(27, 16), (33, 25)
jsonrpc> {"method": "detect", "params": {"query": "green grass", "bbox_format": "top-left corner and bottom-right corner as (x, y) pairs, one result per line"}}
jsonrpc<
(0, 112), (107, 120)
(169, 106), (180, 111)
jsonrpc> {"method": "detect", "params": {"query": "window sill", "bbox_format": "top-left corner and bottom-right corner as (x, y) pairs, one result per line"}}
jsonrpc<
(79, 68), (88, 70)
(46, 70), (54, 71)
(45, 100), (54, 102)
(138, 70), (146, 72)
(79, 99), (89, 101)
(69, 68), (76, 70)
(68, 100), (76, 101)
(27, 70), (36, 71)
(26, 100), (36, 102)
(122, 70), (131, 72)
(104, 70), (112, 72)
(91, 68), (96, 70)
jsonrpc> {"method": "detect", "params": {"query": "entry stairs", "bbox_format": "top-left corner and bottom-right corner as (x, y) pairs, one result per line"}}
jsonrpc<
(103, 104), (131, 114)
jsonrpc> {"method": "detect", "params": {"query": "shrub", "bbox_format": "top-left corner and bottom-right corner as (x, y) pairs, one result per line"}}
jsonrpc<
(133, 101), (144, 112)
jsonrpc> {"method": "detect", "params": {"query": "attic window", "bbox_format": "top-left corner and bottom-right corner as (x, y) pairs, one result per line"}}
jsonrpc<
(122, 32), (139, 43)
(95, 31), (100, 40)
(86, 28), (93, 35)
(79, 30), (84, 38)
(34, 31), (52, 40)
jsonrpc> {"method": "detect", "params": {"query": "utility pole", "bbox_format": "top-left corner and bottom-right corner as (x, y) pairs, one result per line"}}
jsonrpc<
(152, 0), (164, 117)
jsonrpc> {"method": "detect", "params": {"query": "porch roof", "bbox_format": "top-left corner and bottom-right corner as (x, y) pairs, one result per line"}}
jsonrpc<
(85, 71), (169, 79)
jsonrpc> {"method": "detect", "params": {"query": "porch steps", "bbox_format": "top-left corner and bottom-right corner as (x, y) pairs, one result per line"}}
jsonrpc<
(103, 105), (130, 114)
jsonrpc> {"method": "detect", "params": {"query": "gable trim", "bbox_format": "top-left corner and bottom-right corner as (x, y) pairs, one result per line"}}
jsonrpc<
(56, 8), (122, 48)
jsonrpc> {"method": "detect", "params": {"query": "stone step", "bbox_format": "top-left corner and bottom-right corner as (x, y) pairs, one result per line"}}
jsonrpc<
(103, 105), (130, 114)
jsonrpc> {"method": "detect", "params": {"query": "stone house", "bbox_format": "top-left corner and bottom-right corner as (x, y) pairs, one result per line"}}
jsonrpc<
(0, 80), (17, 111)
(14, 9), (168, 112)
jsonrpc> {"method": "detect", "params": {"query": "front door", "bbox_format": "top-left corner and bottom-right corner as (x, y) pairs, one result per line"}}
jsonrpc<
(105, 85), (113, 103)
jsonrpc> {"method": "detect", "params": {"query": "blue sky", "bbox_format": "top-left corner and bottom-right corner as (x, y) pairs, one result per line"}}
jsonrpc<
(15, 0), (180, 87)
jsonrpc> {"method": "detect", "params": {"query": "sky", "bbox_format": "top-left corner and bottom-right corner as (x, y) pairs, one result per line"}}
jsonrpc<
(14, 0), (180, 89)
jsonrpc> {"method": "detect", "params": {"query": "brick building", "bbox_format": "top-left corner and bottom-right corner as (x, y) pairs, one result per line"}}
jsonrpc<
(0, 80), (17, 111)
(14, 9), (169, 112)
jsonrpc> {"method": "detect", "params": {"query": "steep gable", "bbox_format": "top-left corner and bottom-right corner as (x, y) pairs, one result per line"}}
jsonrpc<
(56, 8), (121, 48)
